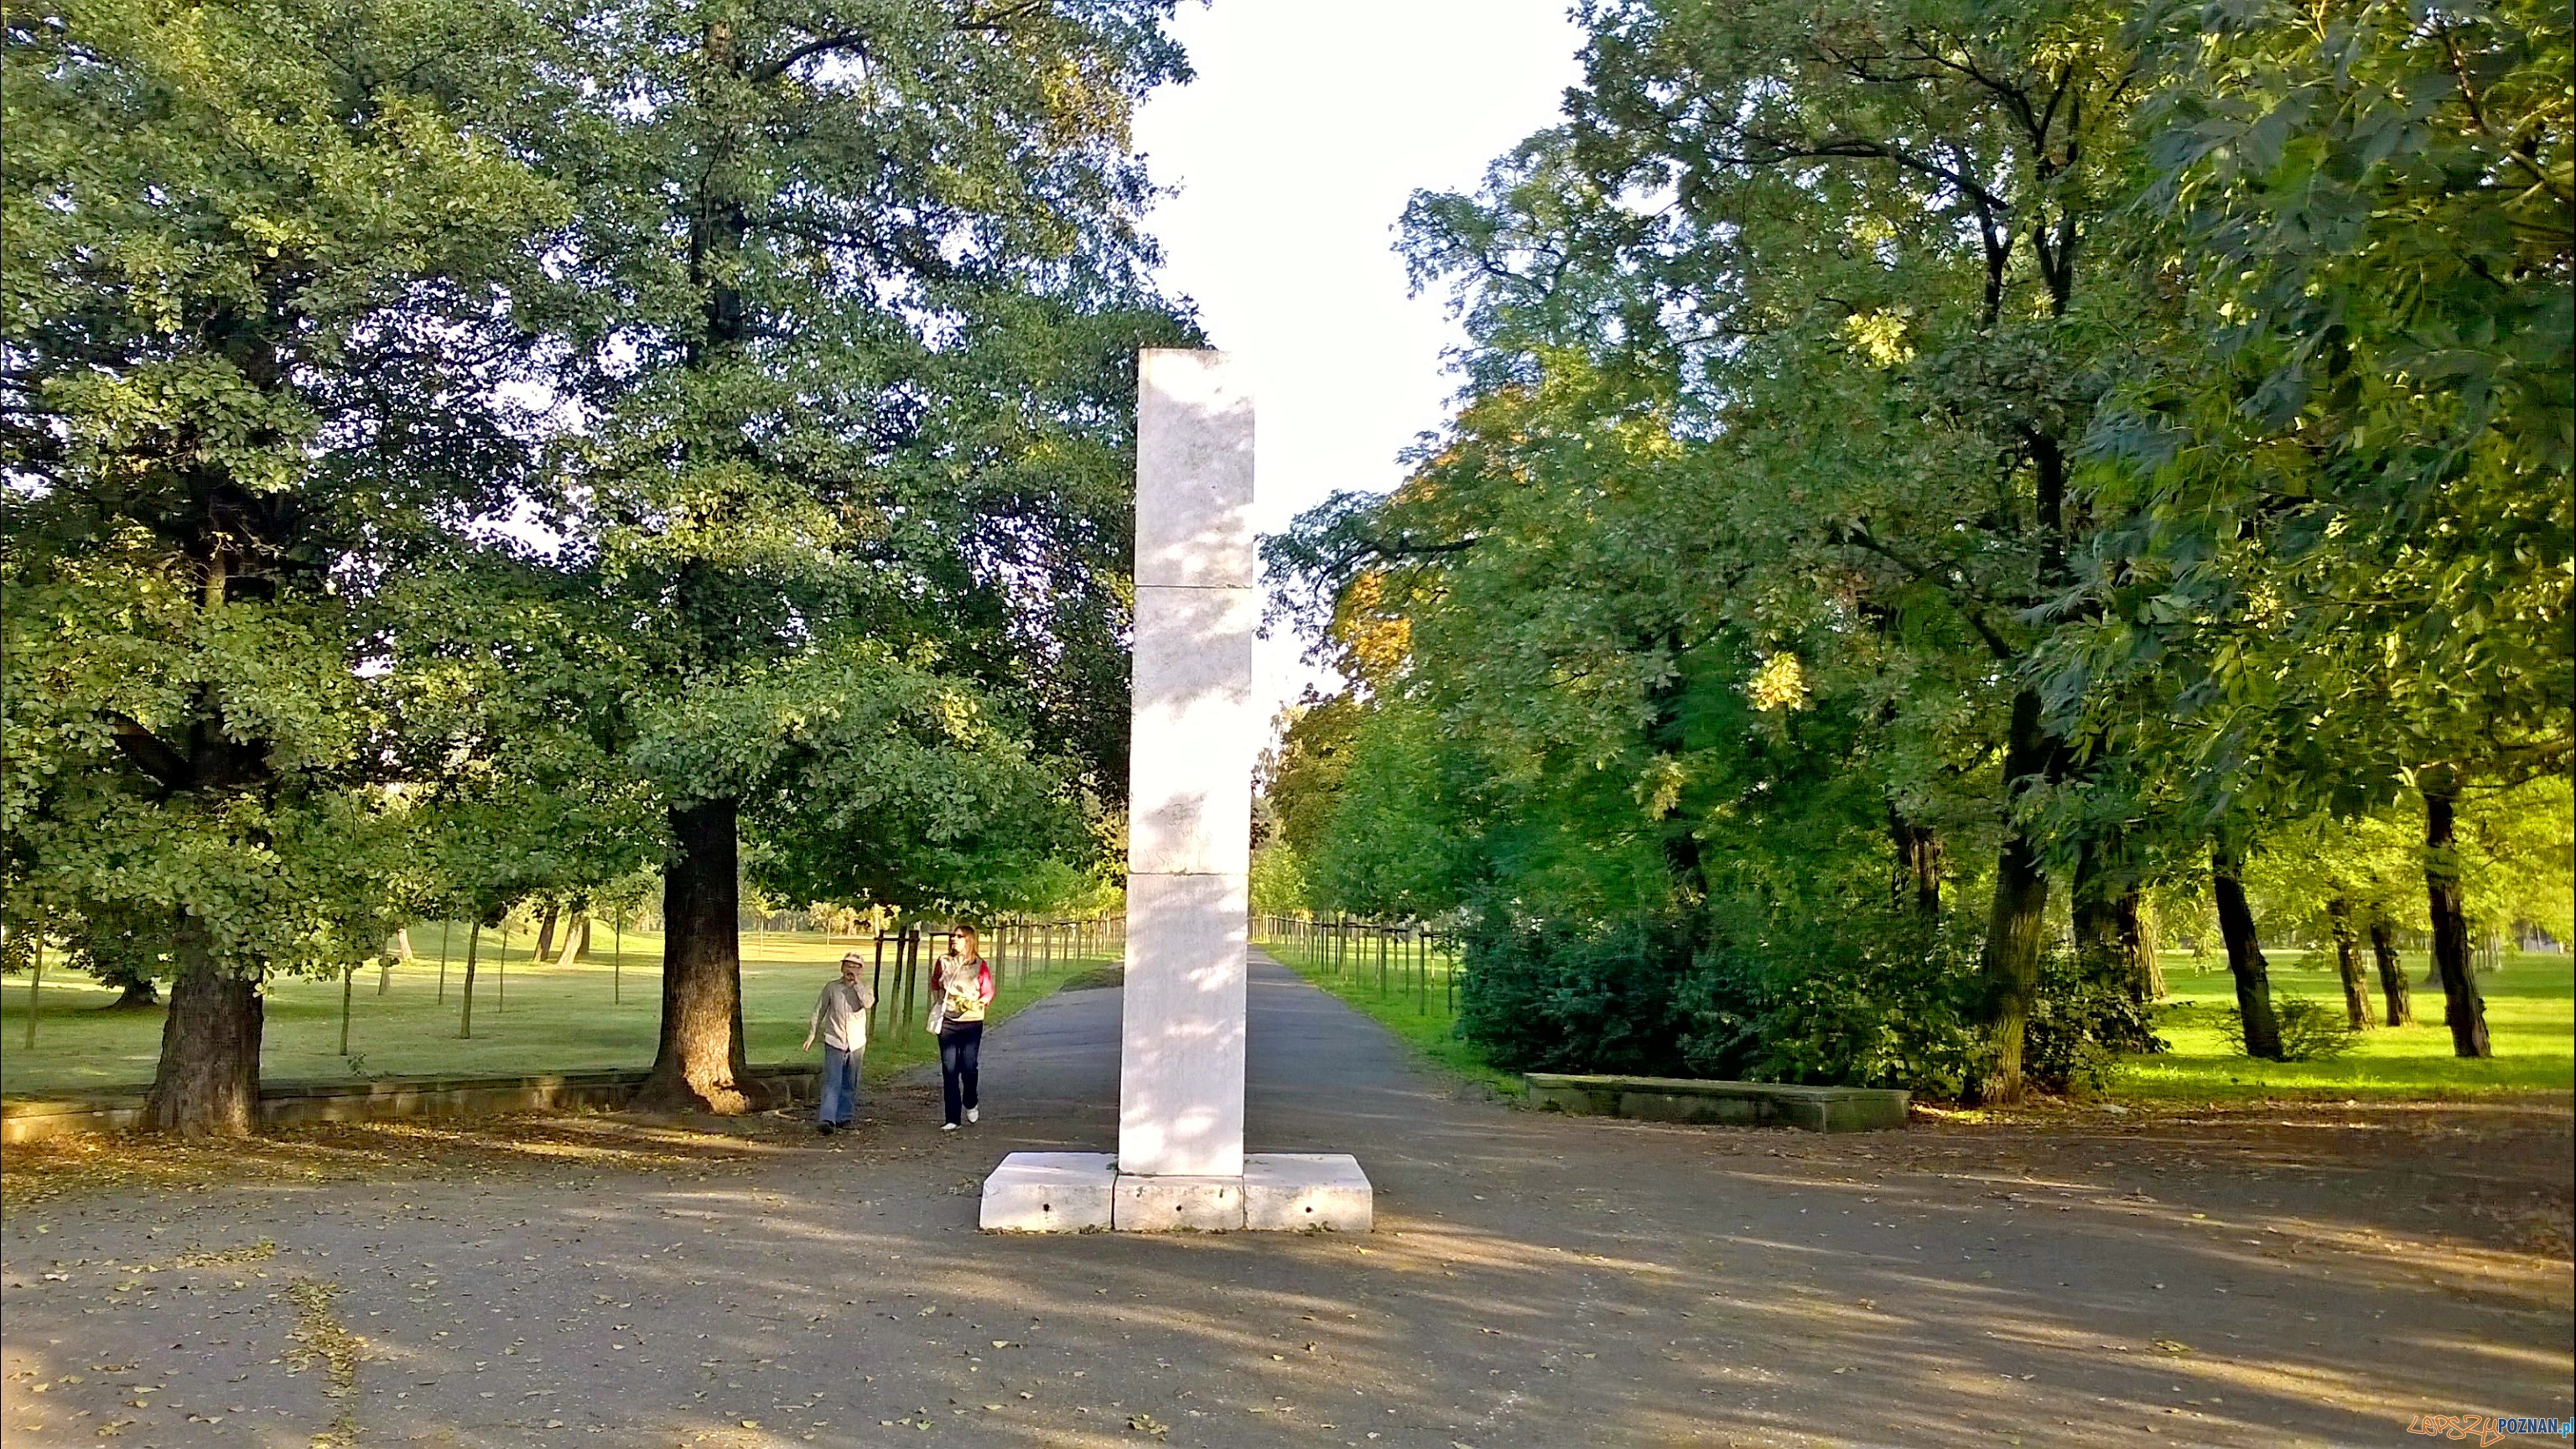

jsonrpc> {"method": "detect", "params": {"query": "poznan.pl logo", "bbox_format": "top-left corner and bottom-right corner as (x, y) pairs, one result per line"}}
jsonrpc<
(2407, 1414), (2576, 1446)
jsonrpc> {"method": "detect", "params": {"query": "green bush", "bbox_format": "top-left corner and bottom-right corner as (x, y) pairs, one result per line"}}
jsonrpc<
(2022, 950), (2165, 1093)
(1682, 912), (1985, 1096)
(2231, 995), (2360, 1062)
(1455, 912), (1696, 1076)
(1457, 901), (2168, 1098)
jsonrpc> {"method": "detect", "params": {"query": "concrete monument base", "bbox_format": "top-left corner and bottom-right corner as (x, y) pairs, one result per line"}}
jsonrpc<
(980, 1151), (1373, 1233)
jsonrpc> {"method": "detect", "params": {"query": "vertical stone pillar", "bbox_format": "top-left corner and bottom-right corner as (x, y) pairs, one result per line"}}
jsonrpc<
(979, 350), (1366, 1233)
(1118, 348), (1256, 1180)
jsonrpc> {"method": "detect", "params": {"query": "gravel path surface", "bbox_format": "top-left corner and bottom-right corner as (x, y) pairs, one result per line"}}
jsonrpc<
(4, 953), (2569, 1447)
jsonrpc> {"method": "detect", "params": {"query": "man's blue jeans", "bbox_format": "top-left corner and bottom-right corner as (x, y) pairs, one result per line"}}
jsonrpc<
(818, 1045), (862, 1125)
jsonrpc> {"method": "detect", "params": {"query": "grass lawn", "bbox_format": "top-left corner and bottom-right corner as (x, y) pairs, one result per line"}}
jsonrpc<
(0, 925), (1115, 1099)
(2115, 949), (2575, 1102)
(1254, 932), (1523, 1097)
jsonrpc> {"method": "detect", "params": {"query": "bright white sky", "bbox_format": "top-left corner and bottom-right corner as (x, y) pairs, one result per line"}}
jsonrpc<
(1130, 0), (1585, 722)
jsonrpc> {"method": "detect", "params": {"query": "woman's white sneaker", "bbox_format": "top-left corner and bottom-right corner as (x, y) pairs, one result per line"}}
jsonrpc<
(941, 1122), (958, 1131)
(966, 1108), (979, 1124)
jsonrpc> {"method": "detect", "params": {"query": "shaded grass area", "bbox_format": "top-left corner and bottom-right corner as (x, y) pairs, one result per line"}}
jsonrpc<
(2113, 951), (2574, 1101)
(0, 926), (1115, 1098)
(1256, 934), (1522, 1097)
(1, 1109), (831, 1210)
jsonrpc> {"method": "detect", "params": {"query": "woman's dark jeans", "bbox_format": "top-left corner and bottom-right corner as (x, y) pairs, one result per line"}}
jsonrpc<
(938, 1021), (983, 1126)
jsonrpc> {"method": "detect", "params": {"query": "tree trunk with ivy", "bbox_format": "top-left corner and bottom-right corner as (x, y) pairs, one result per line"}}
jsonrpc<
(1976, 691), (2055, 1104)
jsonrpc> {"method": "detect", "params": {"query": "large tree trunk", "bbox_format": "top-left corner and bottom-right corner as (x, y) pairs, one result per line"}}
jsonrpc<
(532, 901), (559, 963)
(635, 797), (757, 1113)
(2326, 898), (2371, 1030)
(2071, 840), (2120, 979)
(2422, 785), (2490, 1057)
(1975, 690), (2053, 1104)
(2368, 917), (2412, 1026)
(2211, 850), (2283, 1060)
(560, 915), (590, 964)
(2076, 868), (2163, 1052)
(142, 921), (262, 1136)
(104, 966), (162, 1010)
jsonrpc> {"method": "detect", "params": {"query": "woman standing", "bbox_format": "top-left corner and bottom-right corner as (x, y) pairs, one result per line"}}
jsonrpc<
(932, 927), (995, 1131)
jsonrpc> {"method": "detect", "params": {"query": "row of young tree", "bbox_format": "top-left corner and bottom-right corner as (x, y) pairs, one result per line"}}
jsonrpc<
(1261, 0), (2571, 1099)
(2, 0), (1195, 1133)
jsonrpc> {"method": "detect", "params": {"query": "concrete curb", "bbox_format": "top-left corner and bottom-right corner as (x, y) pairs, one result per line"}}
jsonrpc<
(1524, 1072), (1909, 1132)
(1, 1064), (820, 1144)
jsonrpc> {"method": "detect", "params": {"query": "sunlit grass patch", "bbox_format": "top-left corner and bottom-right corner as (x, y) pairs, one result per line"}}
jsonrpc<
(2114, 953), (2575, 1101)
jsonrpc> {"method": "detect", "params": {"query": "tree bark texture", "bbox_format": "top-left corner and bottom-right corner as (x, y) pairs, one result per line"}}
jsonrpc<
(2211, 851), (2283, 1061)
(142, 922), (262, 1136)
(2121, 891), (2163, 1000)
(532, 901), (559, 963)
(636, 797), (758, 1113)
(1975, 689), (2054, 1104)
(1890, 808), (1942, 916)
(2368, 917), (2412, 1026)
(2071, 841), (2121, 982)
(2326, 899), (2371, 1030)
(2422, 787), (2491, 1057)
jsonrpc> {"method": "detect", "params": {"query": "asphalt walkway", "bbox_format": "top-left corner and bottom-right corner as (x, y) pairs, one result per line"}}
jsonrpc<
(3, 953), (2568, 1447)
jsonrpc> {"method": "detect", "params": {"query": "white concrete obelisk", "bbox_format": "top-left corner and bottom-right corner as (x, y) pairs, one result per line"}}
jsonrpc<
(1119, 348), (1258, 1181)
(977, 350), (1369, 1233)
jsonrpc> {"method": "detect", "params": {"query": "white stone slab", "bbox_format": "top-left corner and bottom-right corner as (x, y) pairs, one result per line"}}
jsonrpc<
(1120, 347), (1255, 1185)
(1129, 582), (1257, 875)
(1117, 873), (1248, 1177)
(1111, 1171), (1244, 1232)
(979, 1151), (1116, 1232)
(1243, 1153), (1374, 1232)
(1135, 349), (1255, 589)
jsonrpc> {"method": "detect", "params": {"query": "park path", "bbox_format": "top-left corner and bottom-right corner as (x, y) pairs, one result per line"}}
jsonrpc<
(3, 954), (2570, 1448)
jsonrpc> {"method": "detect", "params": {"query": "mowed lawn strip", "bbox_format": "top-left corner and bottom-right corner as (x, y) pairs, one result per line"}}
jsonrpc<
(0, 926), (1114, 1098)
(13, 930), (2564, 1105)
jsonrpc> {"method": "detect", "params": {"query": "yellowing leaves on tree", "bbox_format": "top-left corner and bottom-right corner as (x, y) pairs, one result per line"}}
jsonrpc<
(1747, 653), (1810, 713)
(1839, 309), (1914, 367)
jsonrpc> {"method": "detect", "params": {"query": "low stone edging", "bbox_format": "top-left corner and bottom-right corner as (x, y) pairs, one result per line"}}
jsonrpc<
(0, 1064), (820, 1145)
(1523, 1072), (1909, 1133)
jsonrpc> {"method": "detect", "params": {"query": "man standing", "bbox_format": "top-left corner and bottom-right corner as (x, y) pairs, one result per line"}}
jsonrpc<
(802, 952), (875, 1135)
